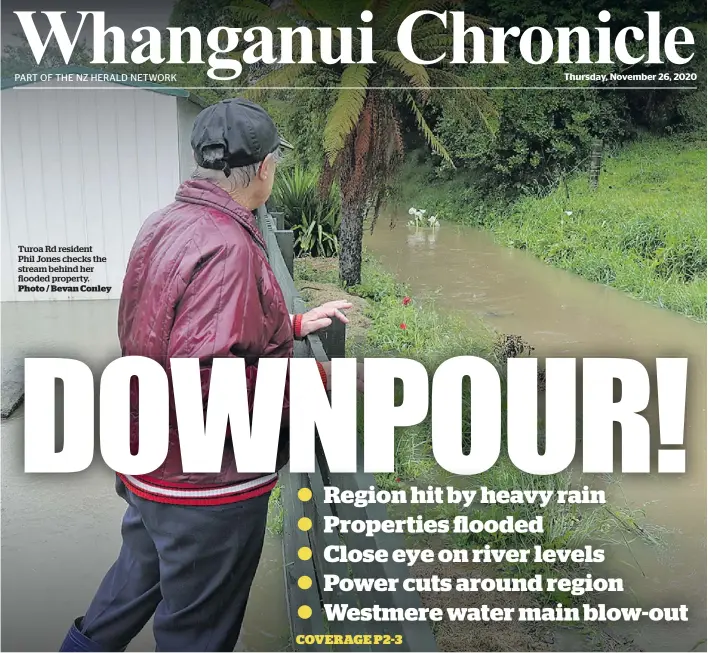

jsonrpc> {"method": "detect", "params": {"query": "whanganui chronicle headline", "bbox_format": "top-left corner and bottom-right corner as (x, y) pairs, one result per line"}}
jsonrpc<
(14, 10), (697, 81)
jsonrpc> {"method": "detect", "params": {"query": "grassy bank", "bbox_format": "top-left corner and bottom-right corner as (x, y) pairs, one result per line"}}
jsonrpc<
(285, 255), (657, 652)
(395, 136), (707, 321)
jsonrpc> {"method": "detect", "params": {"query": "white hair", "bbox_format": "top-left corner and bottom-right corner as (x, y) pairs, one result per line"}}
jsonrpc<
(191, 147), (283, 192)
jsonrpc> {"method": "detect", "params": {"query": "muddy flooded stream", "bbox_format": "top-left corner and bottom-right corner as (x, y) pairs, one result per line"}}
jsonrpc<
(365, 219), (707, 652)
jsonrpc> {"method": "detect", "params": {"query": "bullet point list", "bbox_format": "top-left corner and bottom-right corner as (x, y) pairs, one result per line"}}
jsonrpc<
(297, 546), (312, 561)
(298, 605), (312, 619)
(298, 487), (313, 501)
(298, 517), (313, 531)
(298, 575), (313, 589)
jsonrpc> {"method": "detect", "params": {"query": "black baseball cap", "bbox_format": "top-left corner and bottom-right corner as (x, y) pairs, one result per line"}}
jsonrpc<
(191, 98), (293, 175)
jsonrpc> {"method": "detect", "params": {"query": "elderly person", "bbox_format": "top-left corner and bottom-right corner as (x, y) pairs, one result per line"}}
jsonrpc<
(59, 98), (353, 652)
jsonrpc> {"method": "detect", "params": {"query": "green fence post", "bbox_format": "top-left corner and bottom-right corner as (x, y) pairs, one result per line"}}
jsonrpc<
(319, 319), (346, 358)
(275, 229), (294, 278)
(589, 139), (603, 190)
(272, 211), (285, 230)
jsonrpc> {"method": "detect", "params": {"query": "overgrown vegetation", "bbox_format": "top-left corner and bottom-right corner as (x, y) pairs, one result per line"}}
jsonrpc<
(491, 137), (707, 320)
(396, 136), (707, 320)
(292, 255), (660, 616)
(427, 59), (630, 199)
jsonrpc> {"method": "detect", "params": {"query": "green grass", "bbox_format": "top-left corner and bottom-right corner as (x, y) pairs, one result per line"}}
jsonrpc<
(490, 137), (707, 320)
(294, 255), (660, 609)
(352, 255), (499, 362)
(267, 483), (284, 535)
(396, 136), (707, 321)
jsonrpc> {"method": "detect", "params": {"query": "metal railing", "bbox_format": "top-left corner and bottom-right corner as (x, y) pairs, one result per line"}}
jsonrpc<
(255, 206), (437, 652)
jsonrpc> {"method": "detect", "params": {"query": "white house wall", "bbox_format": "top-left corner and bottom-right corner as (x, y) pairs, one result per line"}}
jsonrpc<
(1, 81), (181, 302)
(177, 96), (203, 181)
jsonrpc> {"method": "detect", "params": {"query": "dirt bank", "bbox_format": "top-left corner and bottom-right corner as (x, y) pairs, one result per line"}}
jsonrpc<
(294, 257), (371, 346)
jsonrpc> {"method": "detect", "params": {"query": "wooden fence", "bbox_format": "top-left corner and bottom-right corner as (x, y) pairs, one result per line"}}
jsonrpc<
(255, 206), (438, 652)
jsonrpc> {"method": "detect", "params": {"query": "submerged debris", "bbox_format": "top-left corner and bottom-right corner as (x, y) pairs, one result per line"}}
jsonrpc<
(494, 333), (546, 390)
(495, 333), (535, 359)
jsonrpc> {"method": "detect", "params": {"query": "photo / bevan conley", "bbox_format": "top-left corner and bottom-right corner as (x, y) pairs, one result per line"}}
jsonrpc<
(16, 245), (111, 295)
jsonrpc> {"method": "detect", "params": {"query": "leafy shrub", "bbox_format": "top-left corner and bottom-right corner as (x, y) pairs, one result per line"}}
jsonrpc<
(272, 167), (341, 257)
(293, 213), (340, 258)
(430, 58), (630, 197)
(623, 27), (707, 138)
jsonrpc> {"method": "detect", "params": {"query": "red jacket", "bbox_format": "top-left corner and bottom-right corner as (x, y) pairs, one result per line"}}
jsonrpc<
(116, 179), (292, 505)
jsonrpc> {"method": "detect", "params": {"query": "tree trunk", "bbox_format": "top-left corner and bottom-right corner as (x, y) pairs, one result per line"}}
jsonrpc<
(338, 199), (364, 286)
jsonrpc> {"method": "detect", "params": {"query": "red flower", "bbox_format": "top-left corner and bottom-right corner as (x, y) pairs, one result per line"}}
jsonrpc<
(400, 323), (407, 330)
(396, 478), (401, 483)
(402, 296), (411, 306)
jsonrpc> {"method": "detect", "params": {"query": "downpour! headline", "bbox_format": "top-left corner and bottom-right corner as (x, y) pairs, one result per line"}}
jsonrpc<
(24, 356), (688, 476)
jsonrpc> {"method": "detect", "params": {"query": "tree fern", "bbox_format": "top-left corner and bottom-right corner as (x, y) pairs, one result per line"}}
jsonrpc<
(323, 65), (370, 163)
(411, 34), (457, 54)
(229, 0), (491, 285)
(404, 92), (455, 166)
(245, 63), (311, 98)
(375, 51), (430, 88)
(427, 68), (497, 137)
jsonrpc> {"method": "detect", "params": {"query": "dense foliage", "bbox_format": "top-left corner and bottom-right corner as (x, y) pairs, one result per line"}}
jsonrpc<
(259, 82), (332, 172)
(419, 1), (707, 199)
(253, 4), (705, 262)
(428, 60), (630, 197)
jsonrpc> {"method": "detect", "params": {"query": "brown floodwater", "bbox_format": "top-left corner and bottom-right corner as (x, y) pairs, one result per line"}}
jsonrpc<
(365, 218), (707, 652)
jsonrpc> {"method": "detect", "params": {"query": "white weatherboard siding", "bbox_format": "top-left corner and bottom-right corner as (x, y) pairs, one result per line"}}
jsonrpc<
(1, 81), (181, 302)
(177, 96), (203, 181)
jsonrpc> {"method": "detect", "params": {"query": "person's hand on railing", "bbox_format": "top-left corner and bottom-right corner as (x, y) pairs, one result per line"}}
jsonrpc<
(293, 300), (352, 338)
(320, 361), (365, 393)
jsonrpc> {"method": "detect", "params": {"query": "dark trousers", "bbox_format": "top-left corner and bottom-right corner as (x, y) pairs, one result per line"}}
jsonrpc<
(80, 478), (270, 652)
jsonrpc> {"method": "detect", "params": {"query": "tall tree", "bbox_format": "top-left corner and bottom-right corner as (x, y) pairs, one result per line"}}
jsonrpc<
(234, 0), (490, 286)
